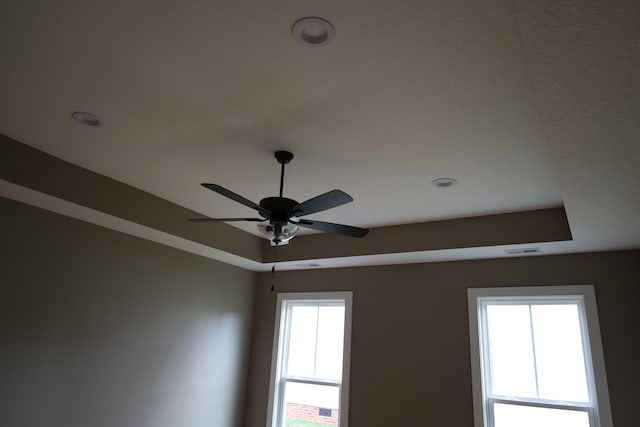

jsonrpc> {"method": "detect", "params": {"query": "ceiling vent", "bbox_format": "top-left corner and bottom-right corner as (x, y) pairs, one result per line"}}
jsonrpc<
(504, 247), (541, 255)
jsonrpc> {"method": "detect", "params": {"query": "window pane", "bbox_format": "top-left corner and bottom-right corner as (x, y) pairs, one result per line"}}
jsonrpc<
(531, 304), (590, 402)
(486, 305), (537, 398)
(283, 382), (340, 427)
(286, 306), (318, 378)
(494, 403), (590, 427)
(315, 306), (345, 381)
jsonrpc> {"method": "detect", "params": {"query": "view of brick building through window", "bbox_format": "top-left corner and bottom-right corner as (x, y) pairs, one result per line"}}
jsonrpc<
(285, 403), (339, 426)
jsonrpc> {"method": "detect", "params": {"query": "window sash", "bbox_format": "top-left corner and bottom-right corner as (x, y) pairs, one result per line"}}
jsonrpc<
(275, 379), (342, 427)
(479, 298), (593, 405)
(280, 301), (345, 382)
(486, 398), (596, 427)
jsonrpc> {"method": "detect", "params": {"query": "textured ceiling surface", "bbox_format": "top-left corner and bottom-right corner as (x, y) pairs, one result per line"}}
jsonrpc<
(1, 0), (638, 268)
(513, 0), (640, 251)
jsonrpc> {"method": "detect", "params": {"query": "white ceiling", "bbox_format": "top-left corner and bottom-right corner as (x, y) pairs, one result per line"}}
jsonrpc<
(1, 0), (638, 267)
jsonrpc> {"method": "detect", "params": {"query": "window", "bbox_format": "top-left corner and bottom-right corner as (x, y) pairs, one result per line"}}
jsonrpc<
(267, 292), (352, 427)
(468, 285), (612, 427)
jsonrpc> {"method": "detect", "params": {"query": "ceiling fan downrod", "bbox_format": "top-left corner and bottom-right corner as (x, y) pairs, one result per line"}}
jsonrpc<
(275, 150), (294, 198)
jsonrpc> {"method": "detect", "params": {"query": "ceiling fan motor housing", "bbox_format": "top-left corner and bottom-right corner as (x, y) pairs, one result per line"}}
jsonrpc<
(259, 197), (299, 224)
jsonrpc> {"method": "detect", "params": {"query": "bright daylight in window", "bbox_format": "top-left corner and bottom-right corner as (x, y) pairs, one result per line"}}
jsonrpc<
(468, 285), (612, 427)
(267, 292), (352, 427)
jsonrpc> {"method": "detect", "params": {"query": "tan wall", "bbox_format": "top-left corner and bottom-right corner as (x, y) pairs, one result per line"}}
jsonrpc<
(0, 196), (257, 427)
(245, 250), (640, 427)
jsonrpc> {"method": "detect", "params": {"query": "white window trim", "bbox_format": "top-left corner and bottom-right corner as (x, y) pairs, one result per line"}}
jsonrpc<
(467, 285), (613, 427)
(266, 291), (353, 427)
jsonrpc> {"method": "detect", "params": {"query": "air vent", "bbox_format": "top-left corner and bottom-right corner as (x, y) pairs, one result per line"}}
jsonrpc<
(504, 247), (541, 255)
(319, 408), (332, 417)
(295, 262), (322, 268)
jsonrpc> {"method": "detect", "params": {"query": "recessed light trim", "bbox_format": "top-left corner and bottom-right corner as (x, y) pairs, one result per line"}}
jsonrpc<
(292, 17), (335, 47)
(71, 111), (104, 128)
(431, 177), (457, 188)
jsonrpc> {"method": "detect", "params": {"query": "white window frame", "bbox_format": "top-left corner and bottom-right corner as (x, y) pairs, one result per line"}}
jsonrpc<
(468, 285), (613, 427)
(266, 292), (352, 427)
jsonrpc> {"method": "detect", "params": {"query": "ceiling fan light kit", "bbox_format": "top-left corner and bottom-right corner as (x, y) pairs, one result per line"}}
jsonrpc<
(189, 151), (369, 246)
(258, 223), (299, 246)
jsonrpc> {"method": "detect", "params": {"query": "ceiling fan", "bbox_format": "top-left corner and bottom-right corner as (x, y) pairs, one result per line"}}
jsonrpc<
(189, 151), (369, 245)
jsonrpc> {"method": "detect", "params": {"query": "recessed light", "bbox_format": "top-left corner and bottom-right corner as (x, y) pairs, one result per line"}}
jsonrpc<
(71, 111), (104, 128)
(292, 17), (335, 47)
(431, 177), (457, 188)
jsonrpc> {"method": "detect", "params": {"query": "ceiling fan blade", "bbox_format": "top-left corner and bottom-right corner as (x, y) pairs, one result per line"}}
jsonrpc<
(295, 219), (369, 238)
(201, 183), (270, 217)
(188, 217), (265, 222)
(288, 189), (353, 217)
